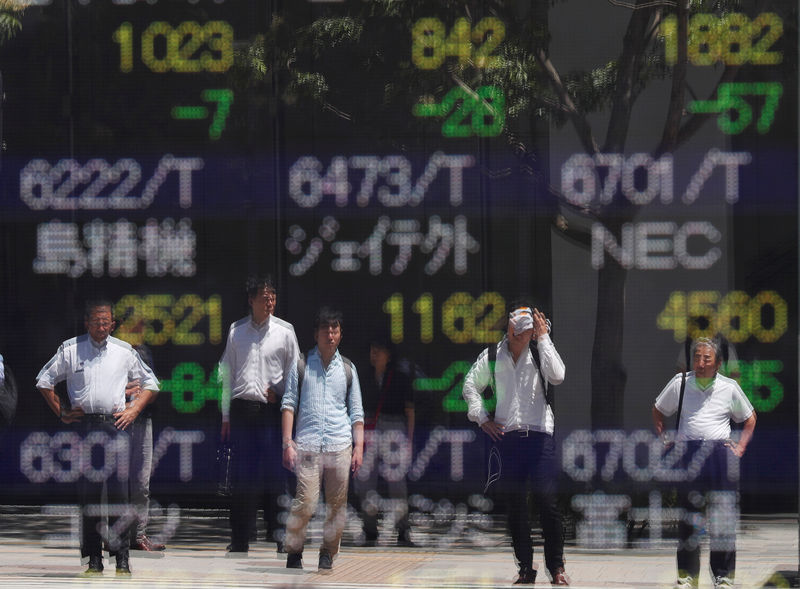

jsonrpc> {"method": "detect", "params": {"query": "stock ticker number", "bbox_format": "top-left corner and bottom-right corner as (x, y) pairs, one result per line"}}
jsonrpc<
(113, 21), (234, 73)
(411, 17), (505, 70)
(661, 12), (783, 66)
(656, 290), (787, 343)
(114, 294), (222, 346)
(383, 292), (505, 345)
(411, 17), (506, 137)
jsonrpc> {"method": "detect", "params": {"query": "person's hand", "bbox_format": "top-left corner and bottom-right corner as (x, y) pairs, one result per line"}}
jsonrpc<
(532, 308), (549, 339)
(60, 407), (85, 424)
(114, 404), (141, 431)
(266, 388), (278, 404)
(351, 445), (364, 474)
(725, 439), (746, 458)
(480, 419), (504, 442)
(126, 380), (142, 400)
(283, 444), (298, 472)
(220, 420), (230, 442)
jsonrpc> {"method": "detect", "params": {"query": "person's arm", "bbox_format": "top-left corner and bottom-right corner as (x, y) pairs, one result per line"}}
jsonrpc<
(462, 350), (504, 441)
(351, 421), (364, 473)
(533, 310), (565, 385)
(37, 387), (84, 423)
(36, 347), (83, 423)
(114, 388), (154, 430)
(280, 361), (300, 470)
(728, 411), (756, 458)
(652, 406), (667, 436)
(219, 327), (235, 441)
(281, 409), (297, 471)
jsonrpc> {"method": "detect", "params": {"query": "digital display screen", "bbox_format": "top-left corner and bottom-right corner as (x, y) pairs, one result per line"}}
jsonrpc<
(0, 0), (796, 552)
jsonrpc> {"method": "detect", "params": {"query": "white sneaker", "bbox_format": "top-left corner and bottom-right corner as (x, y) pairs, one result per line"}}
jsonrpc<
(674, 575), (695, 589)
(713, 576), (734, 589)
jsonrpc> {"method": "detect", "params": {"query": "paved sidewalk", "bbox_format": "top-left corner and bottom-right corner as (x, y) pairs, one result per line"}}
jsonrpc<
(0, 509), (795, 588)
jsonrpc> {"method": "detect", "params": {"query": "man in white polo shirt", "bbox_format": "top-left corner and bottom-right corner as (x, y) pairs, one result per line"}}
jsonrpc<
(36, 300), (159, 576)
(653, 337), (756, 589)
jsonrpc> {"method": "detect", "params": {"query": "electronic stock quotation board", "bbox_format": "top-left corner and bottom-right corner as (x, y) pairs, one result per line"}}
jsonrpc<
(0, 0), (796, 527)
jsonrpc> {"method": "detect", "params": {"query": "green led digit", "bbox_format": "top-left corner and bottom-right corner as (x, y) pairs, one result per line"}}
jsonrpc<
(473, 86), (505, 137)
(166, 362), (208, 413)
(202, 89), (233, 140)
(739, 360), (784, 412)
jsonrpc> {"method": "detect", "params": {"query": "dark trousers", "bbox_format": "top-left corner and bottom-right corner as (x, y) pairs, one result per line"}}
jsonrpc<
(229, 399), (285, 549)
(78, 416), (131, 560)
(495, 431), (564, 574)
(677, 440), (738, 580)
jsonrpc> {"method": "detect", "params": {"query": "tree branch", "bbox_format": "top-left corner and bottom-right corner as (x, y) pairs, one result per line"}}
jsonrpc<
(534, 48), (600, 156)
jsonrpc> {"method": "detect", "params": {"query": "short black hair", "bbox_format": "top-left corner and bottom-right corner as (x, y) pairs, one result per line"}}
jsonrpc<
(369, 333), (395, 357)
(245, 275), (275, 298)
(84, 299), (114, 320)
(314, 307), (343, 331)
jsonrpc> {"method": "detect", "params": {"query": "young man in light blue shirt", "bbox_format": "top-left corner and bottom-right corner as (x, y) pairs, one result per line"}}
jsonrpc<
(281, 307), (364, 572)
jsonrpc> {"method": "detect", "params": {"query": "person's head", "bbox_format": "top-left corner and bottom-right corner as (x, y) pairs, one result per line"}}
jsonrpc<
(369, 336), (394, 374)
(314, 307), (343, 359)
(691, 337), (722, 379)
(84, 300), (115, 343)
(246, 275), (276, 323)
(505, 299), (535, 347)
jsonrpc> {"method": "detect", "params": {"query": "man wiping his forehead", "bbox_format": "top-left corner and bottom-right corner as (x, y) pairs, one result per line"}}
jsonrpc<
(509, 306), (551, 338)
(461, 301), (568, 585)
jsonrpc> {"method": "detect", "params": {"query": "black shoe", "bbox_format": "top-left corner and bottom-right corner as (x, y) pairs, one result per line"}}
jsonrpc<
(226, 543), (248, 553)
(514, 566), (537, 584)
(397, 531), (416, 547)
(286, 553), (303, 569)
(115, 553), (131, 576)
(318, 550), (333, 571)
(276, 541), (286, 554)
(84, 555), (104, 575)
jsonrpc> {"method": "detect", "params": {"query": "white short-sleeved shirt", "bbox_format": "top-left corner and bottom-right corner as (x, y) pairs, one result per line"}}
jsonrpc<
(218, 315), (299, 420)
(36, 334), (160, 414)
(655, 372), (754, 441)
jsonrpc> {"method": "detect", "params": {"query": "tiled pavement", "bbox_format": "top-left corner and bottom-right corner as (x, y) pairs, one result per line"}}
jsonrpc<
(0, 508), (795, 588)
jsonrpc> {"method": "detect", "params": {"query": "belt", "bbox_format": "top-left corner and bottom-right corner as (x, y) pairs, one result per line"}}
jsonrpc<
(83, 413), (117, 423)
(504, 427), (546, 437)
(231, 398), (271, 411)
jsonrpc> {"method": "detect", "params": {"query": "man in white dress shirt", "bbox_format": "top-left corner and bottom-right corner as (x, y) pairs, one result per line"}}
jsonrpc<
(462, 302), (568, 585)
(653, 337), (756, 589)
(219, 275), (299, 553)
(36, 300), (159, 576)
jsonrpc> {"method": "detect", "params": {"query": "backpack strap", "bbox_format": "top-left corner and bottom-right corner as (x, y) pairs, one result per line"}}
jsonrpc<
(529, 342), (553, 409)
(297, 350), (352, 399)
(675, 371), (687, 432)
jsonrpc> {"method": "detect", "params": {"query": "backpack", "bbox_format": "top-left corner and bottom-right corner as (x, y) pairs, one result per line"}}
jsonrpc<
(487, 340), (554, 408)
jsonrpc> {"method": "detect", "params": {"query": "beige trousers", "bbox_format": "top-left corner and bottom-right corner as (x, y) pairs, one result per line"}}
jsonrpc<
(285, 446), (352, 557)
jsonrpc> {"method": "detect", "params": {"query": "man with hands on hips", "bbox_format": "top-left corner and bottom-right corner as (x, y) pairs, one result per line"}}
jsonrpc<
(653, 337), (756, 589)
(36, 300), (159, 576)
